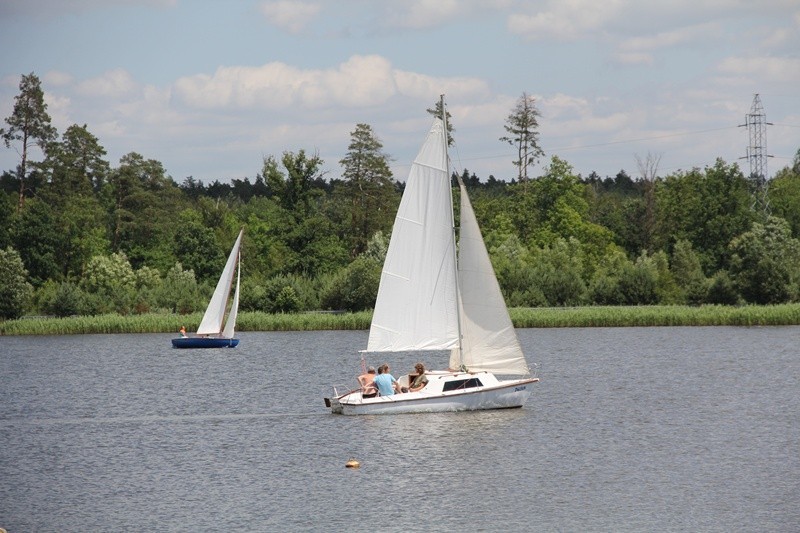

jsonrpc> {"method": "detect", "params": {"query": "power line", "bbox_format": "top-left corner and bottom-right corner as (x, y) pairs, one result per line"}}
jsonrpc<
(452, 125), (740, 163)
(545, 126), (739, 153)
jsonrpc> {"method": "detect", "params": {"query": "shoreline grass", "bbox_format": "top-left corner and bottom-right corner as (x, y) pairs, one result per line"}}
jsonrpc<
(2, 305), (800, 336)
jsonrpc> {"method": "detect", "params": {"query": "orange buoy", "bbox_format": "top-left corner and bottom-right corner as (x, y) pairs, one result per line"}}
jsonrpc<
(345, 458), (360, 468)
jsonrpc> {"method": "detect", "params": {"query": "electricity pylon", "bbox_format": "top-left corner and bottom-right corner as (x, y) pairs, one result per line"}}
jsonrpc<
(739, 94), (773, 216)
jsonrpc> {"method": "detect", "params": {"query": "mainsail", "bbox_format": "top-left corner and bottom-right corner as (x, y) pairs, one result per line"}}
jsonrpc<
(197, 229), (243, 337)
(367, 119), (460, 352)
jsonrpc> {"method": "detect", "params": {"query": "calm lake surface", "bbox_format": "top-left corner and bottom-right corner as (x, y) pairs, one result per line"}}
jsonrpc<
(1, 327), (798, 532)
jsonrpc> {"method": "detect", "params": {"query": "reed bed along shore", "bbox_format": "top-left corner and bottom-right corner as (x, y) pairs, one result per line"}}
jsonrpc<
(0, 311), (373, 336)
(511, 304), (800, 328)
(3, 305), (800, 336)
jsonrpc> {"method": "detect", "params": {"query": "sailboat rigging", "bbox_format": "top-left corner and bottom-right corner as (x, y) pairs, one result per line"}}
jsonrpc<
(172, 228), (243, 349)
(325, 97), (537, 414)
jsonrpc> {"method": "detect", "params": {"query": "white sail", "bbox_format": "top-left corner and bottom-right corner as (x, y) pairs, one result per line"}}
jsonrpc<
(449, 178), (529, 375)
(327, 97), (537, 414)
(221, 252), (240, 339)
(367, 118), (460, 352)
(197, 229), (244, 336)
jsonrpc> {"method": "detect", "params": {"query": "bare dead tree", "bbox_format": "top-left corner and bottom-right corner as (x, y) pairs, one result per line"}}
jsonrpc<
(635, 152), (662, 252)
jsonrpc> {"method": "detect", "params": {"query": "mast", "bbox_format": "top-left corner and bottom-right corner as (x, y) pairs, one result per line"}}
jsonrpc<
(441, 94), (465, 368)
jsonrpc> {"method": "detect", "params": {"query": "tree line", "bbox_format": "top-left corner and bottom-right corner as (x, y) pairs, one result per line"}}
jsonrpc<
(2, 73), (800, 320)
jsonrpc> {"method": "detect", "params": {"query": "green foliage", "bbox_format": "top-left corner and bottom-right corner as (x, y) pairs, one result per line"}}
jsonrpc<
(588, 248), (660, 305)
(670, 239), (708, 304)
(81, 252), (136, 314)
(131, 265), (164, 314)
(490, 235), (540, 307)
(272, 285), (300, 313)
(11, 197), (62, 285)
(41, 281), (89, 317)
(618, 252), (659, 305)
(588, 248), (630, 305)
(337, 123), (397, 256)
(51, 195), (109, 279)
(509, 304), (800, 328)
(10, 304), (800, 336)
(529, 238), (587, 306)
(239, 279), (268, 312)
(768, 164), (800, 237)
(0, 311), (375, 335)
(729, 217), (800, 304)
(240, 274), (318, 313)
(362, 231), (389, 264)
(174, 209), (225, 283)
(589, 186), (648, 257)
(0, 246), (34, 319)
(46, 123), (110, 194)
(264, 275), (316, 313)
(2, 72), (800, 311)
(157, 262), (202, 314)
(706, 271), (740, 305)
(0, 192), (14, 249)
(282, 214), (349, 276)
(650, 250), (681, 305)
(264, 149), (324, 216)
(106, 152), (183, 271)
(320, 256), (382, 311)
(655, 159), (753, 271)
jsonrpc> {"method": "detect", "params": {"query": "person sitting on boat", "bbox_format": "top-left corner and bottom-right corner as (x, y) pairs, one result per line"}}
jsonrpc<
(373, 364), (403, 396)
(358, 366), (378, 398)
(408, 363), (428, 392)
(179, 326), (187, 338)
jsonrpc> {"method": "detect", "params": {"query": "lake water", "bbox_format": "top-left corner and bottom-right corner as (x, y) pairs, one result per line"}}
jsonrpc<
(1, 327), (798, 532)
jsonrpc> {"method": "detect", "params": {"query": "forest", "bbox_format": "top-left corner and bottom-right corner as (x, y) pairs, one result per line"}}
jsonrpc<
(2, 73), (800, 321)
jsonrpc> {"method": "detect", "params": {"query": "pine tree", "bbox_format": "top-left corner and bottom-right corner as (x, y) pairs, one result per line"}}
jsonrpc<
(0, 73), (57, 210)
(338, 123), (397, 256)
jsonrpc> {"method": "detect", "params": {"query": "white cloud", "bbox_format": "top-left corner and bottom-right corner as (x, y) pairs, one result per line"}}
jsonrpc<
(394, 70), (490, 101)
(506, 0), (795, 44)
(172, 55), (490, 112)
(43, 92), (72, 131)
(507, 0), (623, 41)
(173, 56), (399, 110)
(259, 1), (320, 33)
(541, 96), (634, 141)
(43, 71), (74, 87)
(618, 22), (720, 52)
(76, 69), (137, 98)
(385, 0), (461, 29)
(717, 56), (800, 84)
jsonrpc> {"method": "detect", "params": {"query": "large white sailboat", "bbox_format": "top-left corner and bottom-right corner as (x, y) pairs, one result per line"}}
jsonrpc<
(172, 228), (243, 348)
(325, 98), (538, 415)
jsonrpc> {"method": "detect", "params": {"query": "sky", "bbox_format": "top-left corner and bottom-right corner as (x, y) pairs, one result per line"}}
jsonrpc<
(1, 0), (798, 186)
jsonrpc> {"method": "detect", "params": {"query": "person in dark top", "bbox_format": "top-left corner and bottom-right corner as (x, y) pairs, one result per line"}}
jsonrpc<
(409, 362), (428, 392)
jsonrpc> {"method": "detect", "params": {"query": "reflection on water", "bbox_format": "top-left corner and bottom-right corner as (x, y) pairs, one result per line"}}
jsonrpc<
(1, 328), (799, 531)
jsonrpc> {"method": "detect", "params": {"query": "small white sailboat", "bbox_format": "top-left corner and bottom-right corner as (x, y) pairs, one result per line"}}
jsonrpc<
(172, 228), (243, 348)
(325, 97), (538, 414)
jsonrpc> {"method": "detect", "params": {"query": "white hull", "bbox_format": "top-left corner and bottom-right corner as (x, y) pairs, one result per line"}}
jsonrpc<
(326, 371), (538, 416)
